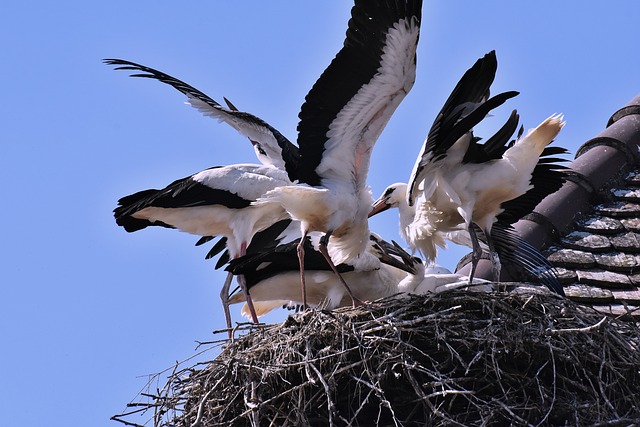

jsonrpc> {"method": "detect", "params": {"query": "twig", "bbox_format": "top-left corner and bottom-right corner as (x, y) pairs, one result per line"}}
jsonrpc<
(546, 316), (608, 335)
(192, 376), (225, 427)
(493, 399), (536, 427)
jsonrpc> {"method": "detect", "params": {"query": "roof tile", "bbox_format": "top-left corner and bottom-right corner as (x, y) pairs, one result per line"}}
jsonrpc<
(620, 218), (640, 232)
(628, 273), (640, 286)
(612, 188), (640, 201)
(561, 231), (611, 252)
(544, 166), (640, 310)
(563, 284), (614, 303)
(610, 289), (640, 304)
(625, 170), (640, 186)
(593, 252), (640, 272)
(577, 216), (625, 234)
(575, 269), (634, 289)
(610, 232), (640, 252)
(553, 267), (578, 284)
(591, 304), (640, 317)
(595, 201), (640, 218)
(547, 248), (597, 269)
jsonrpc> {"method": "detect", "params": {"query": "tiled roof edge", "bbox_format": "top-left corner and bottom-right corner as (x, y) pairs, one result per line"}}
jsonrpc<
(607, 104), (640, 127)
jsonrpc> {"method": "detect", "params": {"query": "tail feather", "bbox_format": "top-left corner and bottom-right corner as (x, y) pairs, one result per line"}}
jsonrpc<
(490, 222), (564, 296)
(510, 114), (565, 160)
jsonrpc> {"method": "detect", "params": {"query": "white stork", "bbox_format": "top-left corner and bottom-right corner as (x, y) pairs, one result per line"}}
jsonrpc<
(253, 0), (423, 308)
(105, 59), (303, 332)
(113, 164), (292, 327)
(370, 51), (567, 294)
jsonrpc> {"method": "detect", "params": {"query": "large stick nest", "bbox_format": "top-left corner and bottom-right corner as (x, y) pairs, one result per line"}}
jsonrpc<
(113, 287), (640, 426)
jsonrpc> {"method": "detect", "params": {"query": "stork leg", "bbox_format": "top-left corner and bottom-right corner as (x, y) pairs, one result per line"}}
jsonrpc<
(237, 274), (259, 324)
(219, 271), (234, 339)
(318, 231), (363, 308)
(297, 231), (308, 309)
(484, 228), (502, 282)
(236, 242), (259, 324)
(467, 224), (483, 285)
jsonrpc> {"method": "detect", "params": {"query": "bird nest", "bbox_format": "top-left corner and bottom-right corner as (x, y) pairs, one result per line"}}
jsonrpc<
(113, 287), (640, 426)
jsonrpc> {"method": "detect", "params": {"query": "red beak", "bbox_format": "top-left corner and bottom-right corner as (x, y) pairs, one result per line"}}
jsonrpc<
(369, 198), (391, 218)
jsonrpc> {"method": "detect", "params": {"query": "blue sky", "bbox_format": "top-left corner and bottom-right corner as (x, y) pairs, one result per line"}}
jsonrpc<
(2, 2), (640, 426)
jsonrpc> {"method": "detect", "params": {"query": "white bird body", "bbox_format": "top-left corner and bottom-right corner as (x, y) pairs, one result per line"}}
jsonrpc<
(110, 0), (426, 320)
(372, 182), (463, 262)
(405, 268), (490, 295)
(410, 190), (465, 261)
(227, 224), (424, 317)
(256, 183), (375, 266)
(258, 6), (421, 261)
(106, 60), (300, 330)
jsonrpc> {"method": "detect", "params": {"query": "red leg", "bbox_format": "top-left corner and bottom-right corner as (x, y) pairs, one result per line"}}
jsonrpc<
(297, 231), (308, 309)
(219, 271), (234, 339)
(318, 231), (363, 308)
(237, 241), (259, 324)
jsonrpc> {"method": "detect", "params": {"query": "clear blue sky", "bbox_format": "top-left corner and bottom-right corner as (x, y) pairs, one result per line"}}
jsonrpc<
(2, 2), (639, 426)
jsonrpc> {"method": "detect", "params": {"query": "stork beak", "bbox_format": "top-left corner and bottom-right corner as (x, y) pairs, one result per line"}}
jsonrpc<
(370, 236), (419, 275)
(378, 251), (417, 274)
(369, 198), (390, 218)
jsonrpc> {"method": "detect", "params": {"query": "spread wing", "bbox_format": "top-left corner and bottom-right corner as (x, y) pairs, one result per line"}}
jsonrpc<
(104, 58), (299, 180)
(296, 0), (422, 190)
(407, 51), (518, 204)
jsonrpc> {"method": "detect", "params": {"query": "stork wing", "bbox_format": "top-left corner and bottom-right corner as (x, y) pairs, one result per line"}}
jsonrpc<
(407, 51), (518, 204)
(114, 164), (290, 232)
(104, 58), (299, 179)
(296, 0), (422, 188)
(462, 109), (520, 164)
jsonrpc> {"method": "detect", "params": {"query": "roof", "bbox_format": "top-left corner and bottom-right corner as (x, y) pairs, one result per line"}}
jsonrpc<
(457, 94), (640, 316)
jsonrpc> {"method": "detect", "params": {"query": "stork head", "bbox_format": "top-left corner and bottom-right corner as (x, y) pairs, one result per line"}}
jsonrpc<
(369, 183), (408, 218)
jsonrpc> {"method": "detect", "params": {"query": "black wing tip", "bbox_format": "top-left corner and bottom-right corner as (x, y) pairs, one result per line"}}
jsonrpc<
(491, 224), (565, 296)
(102, 58), (140, 71)
(195, 235), (214, 247)
(103, 58), (158, 78)
(114, 216), (147, 232)
(114, 215), (175, 233)
(214, 250), (231, 269)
